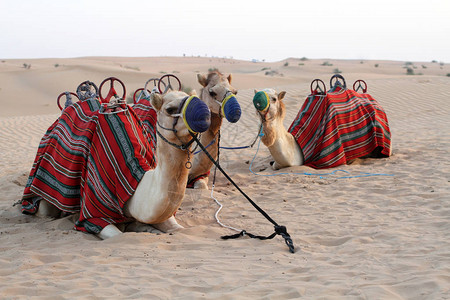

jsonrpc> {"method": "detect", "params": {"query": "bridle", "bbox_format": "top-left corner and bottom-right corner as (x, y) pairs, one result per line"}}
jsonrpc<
(215, 90), (234, 119)
(156, 96), (198, 168)
(206, 87), (234, 119)
(255, 91), (272, 123)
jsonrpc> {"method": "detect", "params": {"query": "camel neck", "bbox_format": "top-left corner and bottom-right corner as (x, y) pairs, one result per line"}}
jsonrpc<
(156, 138), (191, 184)
(263, 119), (304, 168)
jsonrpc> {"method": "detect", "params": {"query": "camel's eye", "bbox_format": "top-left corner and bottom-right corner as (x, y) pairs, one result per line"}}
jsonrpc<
(209, 89), (217, 97)
(272, 97), (277, 102)
(166, 106), (178, 115)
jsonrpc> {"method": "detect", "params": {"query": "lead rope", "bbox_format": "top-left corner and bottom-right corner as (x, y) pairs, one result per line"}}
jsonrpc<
(210, 132), (243, 232)
(190, 132), (295, 253)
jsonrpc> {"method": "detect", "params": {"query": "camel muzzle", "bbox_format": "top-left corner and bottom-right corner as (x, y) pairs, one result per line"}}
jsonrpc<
(181, 95), (211, 133)
(221, 94), (241, 123)
(253, 91), (270, 112)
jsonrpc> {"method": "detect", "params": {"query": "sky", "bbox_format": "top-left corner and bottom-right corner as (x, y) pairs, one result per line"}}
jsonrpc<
(1, 0), (449, 62)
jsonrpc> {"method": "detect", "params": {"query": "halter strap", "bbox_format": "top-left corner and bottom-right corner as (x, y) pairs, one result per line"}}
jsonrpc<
(214, 90), (234, 119)
(156, 96), (198, 151)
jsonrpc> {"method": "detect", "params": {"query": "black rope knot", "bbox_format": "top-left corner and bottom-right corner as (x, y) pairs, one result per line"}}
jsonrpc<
(274, 225), (295, 253)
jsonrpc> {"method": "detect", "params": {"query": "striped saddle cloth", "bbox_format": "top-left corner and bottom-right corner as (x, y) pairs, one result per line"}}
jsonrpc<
(22, 98), (156, 233)
(288, 86), (391, 169)
(132, 96), (157, 153)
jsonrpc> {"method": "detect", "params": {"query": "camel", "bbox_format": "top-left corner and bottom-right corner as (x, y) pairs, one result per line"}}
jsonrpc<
(34, 90), (211, 239)
(187, 70), (241, 189)
(253, 87), (391, 170)
(253, 89), (304, 170)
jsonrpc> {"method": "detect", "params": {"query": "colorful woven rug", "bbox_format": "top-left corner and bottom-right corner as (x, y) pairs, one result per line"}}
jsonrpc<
(132, 96), (157, 153)
(288, 87), (391, 169)
(22, 98), (156, 233)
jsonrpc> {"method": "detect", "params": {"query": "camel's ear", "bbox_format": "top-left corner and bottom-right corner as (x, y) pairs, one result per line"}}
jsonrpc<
(150, 93), (164, 111)
(254, 89), (258, 95)
(188, 89), (197, 96)
(197, 74), (208, 87)
(227, 74), (232, 84)
(278, 91), (286, 101)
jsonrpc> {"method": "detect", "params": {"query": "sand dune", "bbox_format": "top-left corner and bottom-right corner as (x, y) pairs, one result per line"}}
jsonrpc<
(0, 56), (449, 299)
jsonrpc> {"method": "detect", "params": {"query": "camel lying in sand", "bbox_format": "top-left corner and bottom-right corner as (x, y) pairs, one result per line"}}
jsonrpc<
(26, 91), (211, 239)
(253, 87), (391, 170)
(187, 70), (241, 189)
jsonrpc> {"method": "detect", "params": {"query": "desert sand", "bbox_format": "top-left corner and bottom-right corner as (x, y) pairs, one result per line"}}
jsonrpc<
(0, 56), (449, 299)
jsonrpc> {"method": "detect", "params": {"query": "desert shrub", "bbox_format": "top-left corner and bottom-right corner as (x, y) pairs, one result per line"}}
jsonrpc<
(54, 64), (59, 68)
(333, 68), (342, 74)
(406, 67), (415, 75)
(446, 73), (450, 77)
(208, 67), (218, 72)
(181, 84), (193, 94)
(374, 64), (379, 68)
(321, 61), (333, 66)
(283, 62), (289, 67)
(124, 65), (140, 71)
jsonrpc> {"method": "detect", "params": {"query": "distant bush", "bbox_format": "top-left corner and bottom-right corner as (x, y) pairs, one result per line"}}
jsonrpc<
(446, 73), (450, 77)
(298, 63), (304, 66)
(321, 61), (333, 66)
(422, 65), (427, 69)
(261, 67), (270, 71)
(181, 84), (193, 94)
(54, 64), (59, 68)
(374, 64), (379, 68)
(333, 68), (342, 74)
(208, 67), (218, 72)
(124, 65), (140, 71)
(283, 62), (289, 67)
(406, 67), (415, 75)
(23, 63), (31, 69)
(300, 57), (308, 61)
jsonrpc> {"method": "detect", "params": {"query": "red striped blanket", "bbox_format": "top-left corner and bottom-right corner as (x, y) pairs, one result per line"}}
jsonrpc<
(22, 99), (157, 233)
(288, 87), (391, 169)
(132, 96), (157, 154)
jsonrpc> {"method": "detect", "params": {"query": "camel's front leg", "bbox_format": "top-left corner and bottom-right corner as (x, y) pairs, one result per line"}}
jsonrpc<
(193, 177), (209, 189)
(271, 160), (283, 170)
(125, 222), (163, 234)
(152, 216), (184, 233)
(97, 224), (123, 239)
(36, 200), (62, 218)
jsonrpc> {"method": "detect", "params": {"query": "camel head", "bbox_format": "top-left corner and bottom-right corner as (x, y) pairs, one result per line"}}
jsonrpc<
(151, 91), (211, 146)
(253, 89), (286, 146)
(197, 70), (241, 123)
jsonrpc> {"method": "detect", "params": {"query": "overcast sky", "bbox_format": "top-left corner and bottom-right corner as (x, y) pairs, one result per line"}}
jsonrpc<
(1, 0), (449, 62)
